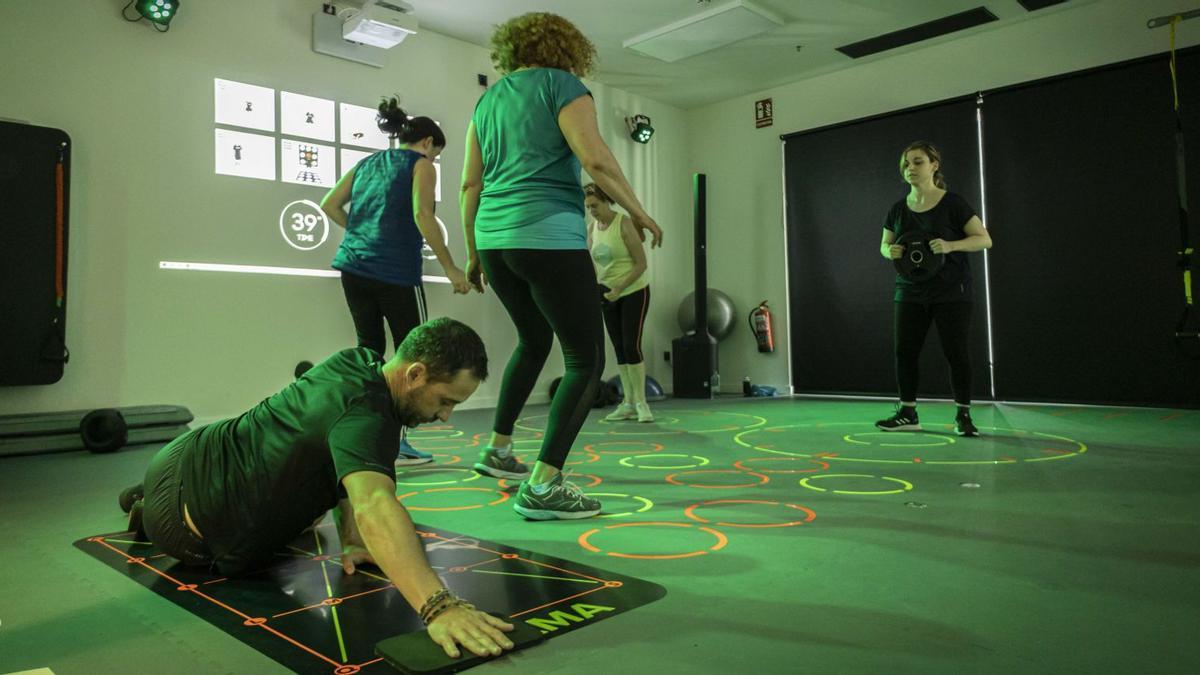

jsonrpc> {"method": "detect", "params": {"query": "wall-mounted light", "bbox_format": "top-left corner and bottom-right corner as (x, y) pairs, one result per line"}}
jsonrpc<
(625, 114), (654, 144)
(122, 0), (181, 31)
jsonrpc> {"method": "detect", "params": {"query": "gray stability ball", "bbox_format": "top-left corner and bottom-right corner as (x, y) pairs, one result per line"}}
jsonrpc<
(677, 289), (737, 341)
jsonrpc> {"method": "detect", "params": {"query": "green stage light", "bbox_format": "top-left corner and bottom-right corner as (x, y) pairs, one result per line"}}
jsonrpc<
(626, 114), (654, 144)
(135, 0), (179, 26)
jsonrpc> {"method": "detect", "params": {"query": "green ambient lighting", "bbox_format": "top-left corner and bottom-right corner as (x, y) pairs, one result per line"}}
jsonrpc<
(136, 0), (179, 26)
(626, 114), (654, 144)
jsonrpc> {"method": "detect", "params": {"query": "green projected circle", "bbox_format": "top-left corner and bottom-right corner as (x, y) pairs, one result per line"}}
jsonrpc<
(587, 492), (655, 518)
(799, 473), (914, 495)
(619, 453), (710, 470)
(734, 423), (1087, 465)
(516, 410), (766, 436)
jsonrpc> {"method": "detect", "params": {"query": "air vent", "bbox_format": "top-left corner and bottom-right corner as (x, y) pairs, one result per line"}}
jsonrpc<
(836, 7), (999, 59)
(623, 0), (784, 63)
(1017, 0), (1069, 10)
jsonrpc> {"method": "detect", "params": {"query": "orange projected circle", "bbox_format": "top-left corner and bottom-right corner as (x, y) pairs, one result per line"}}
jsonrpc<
(395, 467), (482, 486)
(564, 451), (602, 466)
(396, 487), (510, 511)
(577, 522), (728, 559)
(734, 457), (830, 474)
(431, 453), (463, 465)
(583, 440), (665, 455)
(684, 499), (816, 528)
(665, 470), (770, 489)
(405, 426), (464, 440)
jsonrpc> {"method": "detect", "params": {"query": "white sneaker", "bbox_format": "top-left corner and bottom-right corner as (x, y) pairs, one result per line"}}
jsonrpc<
(605, 403), (637, 421)
(635, 402), (654, 423)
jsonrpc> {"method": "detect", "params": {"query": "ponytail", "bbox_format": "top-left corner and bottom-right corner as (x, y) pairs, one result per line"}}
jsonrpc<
(376, 96), (447, 148)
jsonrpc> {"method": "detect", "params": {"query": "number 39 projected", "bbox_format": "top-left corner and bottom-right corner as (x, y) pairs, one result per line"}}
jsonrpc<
(279, 199), (330, 251)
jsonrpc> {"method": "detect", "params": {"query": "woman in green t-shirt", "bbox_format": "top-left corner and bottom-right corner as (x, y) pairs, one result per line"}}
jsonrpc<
(461, 12), (662, 520)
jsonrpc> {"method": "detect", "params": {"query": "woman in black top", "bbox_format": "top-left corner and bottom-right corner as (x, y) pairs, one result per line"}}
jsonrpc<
(876, 141), (992, 436)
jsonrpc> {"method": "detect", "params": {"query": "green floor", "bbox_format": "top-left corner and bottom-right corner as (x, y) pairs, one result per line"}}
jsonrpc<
(3, 398), (1199, 674)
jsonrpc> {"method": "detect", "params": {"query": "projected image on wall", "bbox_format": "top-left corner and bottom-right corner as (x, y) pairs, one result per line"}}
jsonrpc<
(281, 139), (335, 188)
(215, 78), (275, 131)
(280, 91), (335, 142)
(215, 129), (275, 181)
(179, 78), (460, 281)
(339, 103), (390, 150)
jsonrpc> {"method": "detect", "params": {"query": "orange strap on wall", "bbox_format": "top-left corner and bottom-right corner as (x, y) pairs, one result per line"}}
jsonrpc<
(55, 149), (64, 308)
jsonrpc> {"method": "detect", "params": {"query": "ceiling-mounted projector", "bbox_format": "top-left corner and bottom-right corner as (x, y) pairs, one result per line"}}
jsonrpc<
(343, 0), (418, 49)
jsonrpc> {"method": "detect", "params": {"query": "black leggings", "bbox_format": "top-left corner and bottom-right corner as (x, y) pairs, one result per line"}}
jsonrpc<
(142, 435), (214, 568)
(480, 249), (605, 470)
(600, 286), (649, 364)
(340, 271), (427, 357)
(894, 301), (972, 406)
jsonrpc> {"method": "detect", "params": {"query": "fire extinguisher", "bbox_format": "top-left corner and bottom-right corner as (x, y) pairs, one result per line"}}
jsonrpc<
(749, 301), (774, 353)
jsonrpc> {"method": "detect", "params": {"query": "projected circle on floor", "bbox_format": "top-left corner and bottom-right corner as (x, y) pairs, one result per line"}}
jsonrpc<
(586, 492), (655, 518)
(578, 522), (728, 559)
(395, 467), (481, 486)
(430, 453), (463, 465)
(684, 499), (816, 528)
(842, 432), (954, 448)
(583, 440), (664, 455)
(735, 423), (1087, 465)
(498, 473), (602, 490)
(405, 427), (464, 440)
(516, 410), (766, 436)
(799, 474), (914, 495)
(734, 457), (830, 474)
(396, 487), (510, 511)
(619, 453), (710, 469)
(665, 470), (770, 488)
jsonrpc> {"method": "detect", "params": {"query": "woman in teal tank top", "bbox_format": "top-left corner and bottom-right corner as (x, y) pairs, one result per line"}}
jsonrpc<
(461, 13), (663, 520)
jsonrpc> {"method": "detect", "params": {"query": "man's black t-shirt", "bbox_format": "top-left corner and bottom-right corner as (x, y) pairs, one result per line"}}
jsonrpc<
(177, 348), (401, 575)
(882, 191), (978, 303)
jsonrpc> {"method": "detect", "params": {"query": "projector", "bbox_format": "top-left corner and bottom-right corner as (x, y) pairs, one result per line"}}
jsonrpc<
(343, 0), (418, 49)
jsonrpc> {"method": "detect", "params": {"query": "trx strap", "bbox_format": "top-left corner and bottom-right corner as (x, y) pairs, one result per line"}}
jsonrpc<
(1155, 12), (1200, 357)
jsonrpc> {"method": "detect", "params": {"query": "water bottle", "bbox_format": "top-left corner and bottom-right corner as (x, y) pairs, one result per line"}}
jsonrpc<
(711, 371), (721, 392)
(742, 376), (752, 397)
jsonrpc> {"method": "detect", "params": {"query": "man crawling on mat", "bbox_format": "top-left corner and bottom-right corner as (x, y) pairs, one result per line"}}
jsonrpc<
(118, 317), (515, 658)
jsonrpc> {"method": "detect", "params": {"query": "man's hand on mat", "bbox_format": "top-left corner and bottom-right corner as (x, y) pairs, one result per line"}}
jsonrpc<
(428, 606), (515, 658)
(340, 544), (376, 574)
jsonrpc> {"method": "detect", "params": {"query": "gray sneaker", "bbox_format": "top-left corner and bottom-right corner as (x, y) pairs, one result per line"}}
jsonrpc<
(513, 472), (601, 520)
(473, 447), (530, 480)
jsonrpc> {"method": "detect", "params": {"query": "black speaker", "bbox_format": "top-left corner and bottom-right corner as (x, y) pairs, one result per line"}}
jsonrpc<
(672, 334), (718, 399)
(672, 173), (718, 399)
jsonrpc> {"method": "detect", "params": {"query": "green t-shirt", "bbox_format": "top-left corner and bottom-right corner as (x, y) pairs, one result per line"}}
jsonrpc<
(178, 347), (401, 575)
(472, 68), (591, 250)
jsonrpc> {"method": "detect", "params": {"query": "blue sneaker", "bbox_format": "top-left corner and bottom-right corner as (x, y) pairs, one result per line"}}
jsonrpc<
(395, 437), (434, 467)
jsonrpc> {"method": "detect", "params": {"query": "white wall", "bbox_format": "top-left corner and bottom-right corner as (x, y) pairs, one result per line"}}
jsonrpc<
(0, 0), (689, 422)
(682, 0), (1200, 394)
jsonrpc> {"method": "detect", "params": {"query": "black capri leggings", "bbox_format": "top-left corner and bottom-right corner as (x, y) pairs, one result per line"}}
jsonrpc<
(480, 248), (605, 470)
(600, 286), (649, 364)
(894, 301), (972, 406)
(340, 270), (427, 357)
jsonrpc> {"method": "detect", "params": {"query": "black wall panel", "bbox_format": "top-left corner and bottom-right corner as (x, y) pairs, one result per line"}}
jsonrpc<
(982, 52), (1200, 406)
(0, 120), (71, 385)
(784, 100), (990, 399)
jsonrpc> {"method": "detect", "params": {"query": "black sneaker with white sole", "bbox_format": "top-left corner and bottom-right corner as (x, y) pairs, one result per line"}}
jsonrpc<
(875, 408), (921, 431)
(955, 411), (979, 437)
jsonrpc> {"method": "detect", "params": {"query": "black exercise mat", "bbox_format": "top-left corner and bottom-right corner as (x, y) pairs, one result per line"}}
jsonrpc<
(75, 524), (666, 674)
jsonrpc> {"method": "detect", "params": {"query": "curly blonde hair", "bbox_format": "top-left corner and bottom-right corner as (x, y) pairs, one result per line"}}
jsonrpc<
(489, 12), (597, 78)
